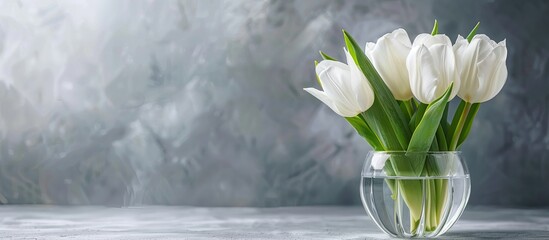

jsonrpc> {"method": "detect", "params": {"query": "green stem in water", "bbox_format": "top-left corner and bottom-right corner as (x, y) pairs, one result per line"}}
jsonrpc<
(429, 179), (438, 230)
(435, 179), (448, 223)
(449, 102), (472, 150)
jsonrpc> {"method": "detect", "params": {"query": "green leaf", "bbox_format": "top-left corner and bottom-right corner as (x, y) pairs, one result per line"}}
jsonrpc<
(457, 103), (480, 147)
(407, 84), (453, 176)
(448, 100), (466, 143)
(345, 116), (385, 151)
(466, 22), (480, 42)
(410, 103), (427, 131)
(436, 125), (448, 151)
(431, 19), (439, 35)
(319, 51), (336, 61)
(430, 134), (439, 151)
(398, 101), (412, 120)
(441, 104), (450, 133)
(359, 108), (402, 151)
(438, 104), (450, 151)
(343, 30), (411, 150)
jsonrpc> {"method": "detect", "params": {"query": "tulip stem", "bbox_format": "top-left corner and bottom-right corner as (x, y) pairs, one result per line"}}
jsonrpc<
(449, 102), (472, 150)
(436, 125), (448, 151)
(403, 100), (415, 117)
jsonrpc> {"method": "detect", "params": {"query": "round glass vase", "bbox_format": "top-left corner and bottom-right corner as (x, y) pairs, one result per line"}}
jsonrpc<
(360, 151), (470, 238)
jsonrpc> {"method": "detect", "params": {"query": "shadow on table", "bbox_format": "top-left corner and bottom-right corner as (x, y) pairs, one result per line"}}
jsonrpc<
(442, 230), (549, 239)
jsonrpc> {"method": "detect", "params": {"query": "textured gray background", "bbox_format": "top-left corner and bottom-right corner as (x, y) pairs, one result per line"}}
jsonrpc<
(0, 0), (547, 207)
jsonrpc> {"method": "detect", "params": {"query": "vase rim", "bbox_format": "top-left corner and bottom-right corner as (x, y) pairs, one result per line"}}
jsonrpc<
(369, 150), (461, 154)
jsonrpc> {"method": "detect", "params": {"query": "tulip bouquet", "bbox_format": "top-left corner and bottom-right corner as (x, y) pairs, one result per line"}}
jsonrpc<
(305, 21), (507, 233)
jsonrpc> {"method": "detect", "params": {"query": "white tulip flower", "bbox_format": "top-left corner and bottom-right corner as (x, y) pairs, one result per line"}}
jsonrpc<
(304, 51), (375, 117)
(365, 28), (413, 100)
(454, 34), (507, 103)
(407, 34), (460, 104)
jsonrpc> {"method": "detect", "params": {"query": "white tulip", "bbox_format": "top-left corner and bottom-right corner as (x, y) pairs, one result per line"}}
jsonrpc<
(365, 28), (413, 100)
(454, 34), (507, 103)
(304, 51), (375, 117)
(371, 153), (390, 170)
(406, 34), (460, 104)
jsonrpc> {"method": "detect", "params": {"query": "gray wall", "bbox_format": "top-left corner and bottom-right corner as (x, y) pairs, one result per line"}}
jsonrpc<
(0, 0), (547, 207)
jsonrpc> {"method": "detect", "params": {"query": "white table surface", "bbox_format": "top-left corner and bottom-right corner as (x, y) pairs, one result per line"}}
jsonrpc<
(1, 206), (549, 239)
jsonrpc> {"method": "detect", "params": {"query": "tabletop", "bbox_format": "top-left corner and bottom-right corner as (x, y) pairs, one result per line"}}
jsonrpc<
(1, 206), (549, 239)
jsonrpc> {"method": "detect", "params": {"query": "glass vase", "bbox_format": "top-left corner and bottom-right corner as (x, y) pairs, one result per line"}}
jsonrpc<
(360, 151), (470, 238)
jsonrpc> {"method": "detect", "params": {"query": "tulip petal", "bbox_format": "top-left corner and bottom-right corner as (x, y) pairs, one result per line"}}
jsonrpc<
(453, 35), (467, 66)
(316, 60), (361, 115)
(475, 46), (507, 102)
(475, 38), (497, 62)
(473, 34), (498, 48)
(429, 43), (459, 100)
(408, 34), (459, 103)
(455, 33), (508, 103)
(315, 60), (350, 99)
(365, 29), (412, 100)
(412, 33), (432, 47)
(388, 37), (413, 99)
(454, 35), (466, 44)
(456, 40), (478, 102)
(303, 87), (335, 110)
(303, 87), (357, 117)
(408, 44), (439, 103)
(315, 60), (349, 79)
(345, 50), (374, 111)
(413, 34), (452, 48)
(392, 28), (412, 47)
(487, 59), (507, 100)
